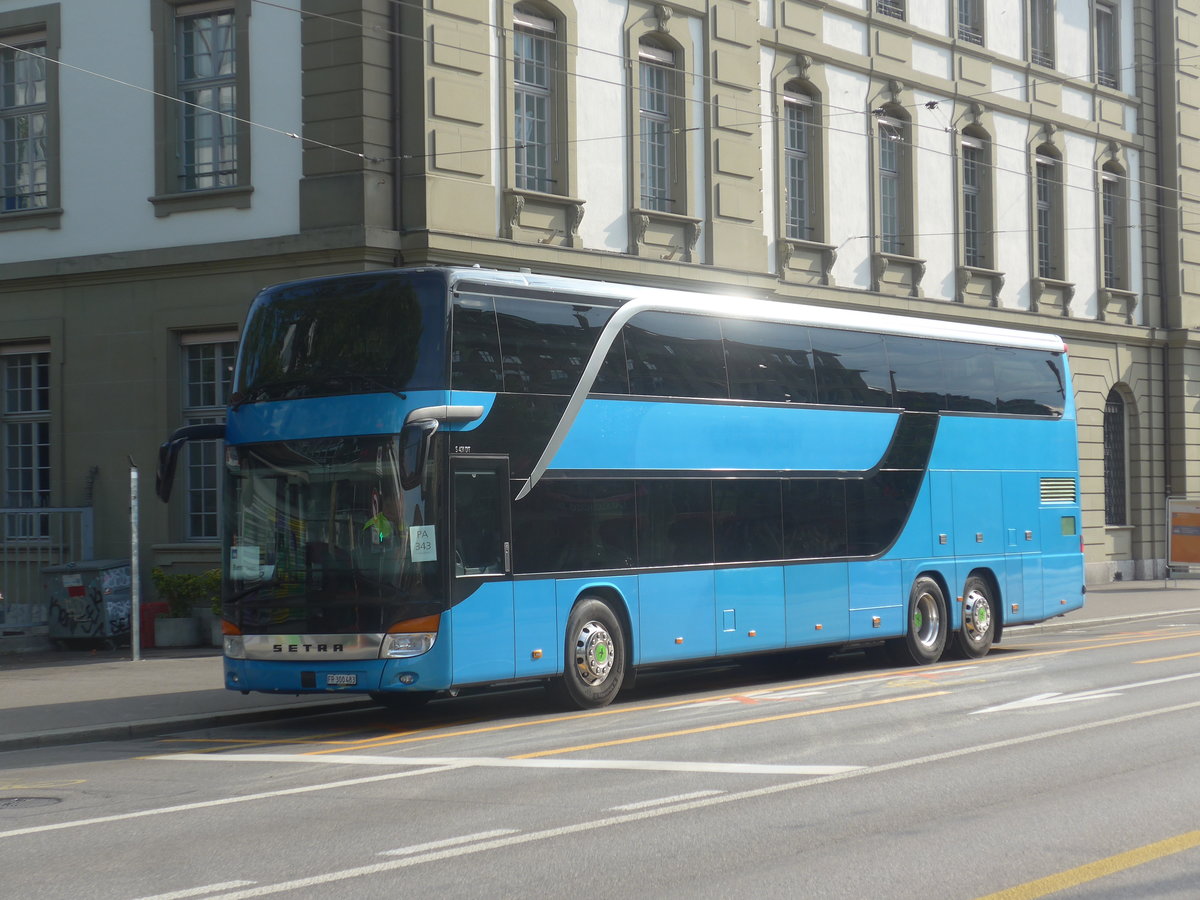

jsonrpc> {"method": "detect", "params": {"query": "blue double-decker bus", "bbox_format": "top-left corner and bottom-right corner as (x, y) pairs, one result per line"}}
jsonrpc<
(157, 266), (1084, 709)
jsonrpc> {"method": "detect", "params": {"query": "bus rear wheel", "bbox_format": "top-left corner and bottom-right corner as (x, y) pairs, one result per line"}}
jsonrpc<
(548, 598), (626, 709)
(888, 576), (947, 666)
(949, 575), (996, 659)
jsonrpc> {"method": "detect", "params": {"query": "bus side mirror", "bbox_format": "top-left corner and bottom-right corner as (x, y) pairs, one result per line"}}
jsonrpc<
(399, 419), (438, 491)
(156, 423), (227, 502)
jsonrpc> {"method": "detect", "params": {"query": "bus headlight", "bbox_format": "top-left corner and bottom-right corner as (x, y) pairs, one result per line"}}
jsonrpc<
(379, 614), (440, 659)
(381, 632), (437, 658)
(224, 635), (246, 659)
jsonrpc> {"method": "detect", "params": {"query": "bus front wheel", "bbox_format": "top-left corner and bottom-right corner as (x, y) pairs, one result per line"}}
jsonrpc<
(549, 598), (626, 709)
(949, 575), (996, 659)
(888, 576), (947, 666)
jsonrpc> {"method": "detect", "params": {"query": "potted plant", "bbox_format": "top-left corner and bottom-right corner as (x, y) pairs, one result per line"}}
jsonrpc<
(150, 567), (219, 648)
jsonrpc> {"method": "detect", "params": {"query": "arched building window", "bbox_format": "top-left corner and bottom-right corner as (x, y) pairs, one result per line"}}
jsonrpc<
(1103, 388), (1127, 526)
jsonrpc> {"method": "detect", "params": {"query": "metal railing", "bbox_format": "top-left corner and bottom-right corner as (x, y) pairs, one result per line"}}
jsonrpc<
(0, 507), (94, 632)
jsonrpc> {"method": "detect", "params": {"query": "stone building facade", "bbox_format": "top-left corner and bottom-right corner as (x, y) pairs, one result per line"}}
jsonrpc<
(1, 0), (1197, 642)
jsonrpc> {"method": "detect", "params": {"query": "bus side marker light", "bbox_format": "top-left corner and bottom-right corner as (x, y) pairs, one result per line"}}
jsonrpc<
(872, 617), (881, 628)
(747, 630), (757, 637)
(976, 533), (984, 543)
(1011, 604), (1020, 614)
(675, 637), (684, 644)
(531, 649), (543, 660)
(815, 624), (822, 631)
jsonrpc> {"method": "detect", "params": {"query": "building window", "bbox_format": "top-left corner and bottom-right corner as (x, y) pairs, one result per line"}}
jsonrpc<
(639, 41), (676, 212)
(958, 0), (984, 45)
(1031, 0), (1055, 68)
(0, 6), (59, 229)
(2, 349), (50, 538)
(1035, 149), (1062, 279)
(1095, 1), (1118, 88)
(961, 133), (992, 268)
(1101, 165), (1126, 290)
(876, 0), (905, 20)
(513, 6), (555, 193)
(176, 5), (237, 191)
(877, 112), (911, 256)
(1103, 389), (1126, 526)
(182, 337), (235, 540)
(152, 0), (250, 214)
(0, 34), (46, 211)
(784, 87), (819, 241)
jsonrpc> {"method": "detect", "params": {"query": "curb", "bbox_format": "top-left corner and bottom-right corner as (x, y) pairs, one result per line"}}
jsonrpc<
(0, 698), (373, 753)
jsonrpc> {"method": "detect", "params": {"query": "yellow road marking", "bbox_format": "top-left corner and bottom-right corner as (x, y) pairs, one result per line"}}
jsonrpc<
(1134, 651), (1200, 664)
(976, 830), (1200, 900)
(511, 691), (948, 759)
(170, 628), (1198, 757)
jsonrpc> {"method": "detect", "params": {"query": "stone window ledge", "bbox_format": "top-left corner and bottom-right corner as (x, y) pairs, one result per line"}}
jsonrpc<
(504, 188), (586, 247)
(630, 208), (703, 262)
(150, 185), (254, 218)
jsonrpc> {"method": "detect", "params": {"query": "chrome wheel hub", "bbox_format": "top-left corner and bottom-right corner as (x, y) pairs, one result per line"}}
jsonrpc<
(914, 591), (942, 650)
(962, 588), (992, 643)
(572, 620), (614, 686)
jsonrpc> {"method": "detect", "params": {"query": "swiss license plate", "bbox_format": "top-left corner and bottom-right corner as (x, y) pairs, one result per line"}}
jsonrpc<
(326, 673), (358, 686)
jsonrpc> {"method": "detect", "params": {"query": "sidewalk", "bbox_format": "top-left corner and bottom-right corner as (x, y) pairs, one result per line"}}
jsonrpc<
(2, 581), (1199, 754)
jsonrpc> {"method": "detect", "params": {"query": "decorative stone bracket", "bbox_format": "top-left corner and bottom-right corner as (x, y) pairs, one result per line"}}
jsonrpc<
(505, 189), (586, 247)
(872, 251), (926, 298)
(630, 208), (703, 262)
(778, 239), (837, 285)
(955, 265), (1005, 306)
(1098, 287), (1138, 324)
(1031, 276), (1075, 317)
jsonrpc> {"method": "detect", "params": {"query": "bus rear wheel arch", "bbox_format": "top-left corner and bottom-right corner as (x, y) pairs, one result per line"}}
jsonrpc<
(548, 596), (627, 709)
(888, 575), (947, 666)
(948, 573), (997, 659)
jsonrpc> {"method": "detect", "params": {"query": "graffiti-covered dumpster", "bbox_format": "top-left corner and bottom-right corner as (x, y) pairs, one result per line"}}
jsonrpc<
(42, 560), (132, 649)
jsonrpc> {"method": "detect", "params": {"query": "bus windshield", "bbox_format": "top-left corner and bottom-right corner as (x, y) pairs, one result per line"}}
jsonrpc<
(223, 435), (445, 634)
(233, 271), (447, 405)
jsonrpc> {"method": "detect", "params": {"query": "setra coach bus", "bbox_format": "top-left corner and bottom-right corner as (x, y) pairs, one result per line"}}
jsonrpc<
(156, 266), (1085, 709)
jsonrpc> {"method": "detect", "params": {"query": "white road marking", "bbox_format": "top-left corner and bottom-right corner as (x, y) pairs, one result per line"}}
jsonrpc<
(380, 829), (519, 856)
(971, 671), (1200, 714)
(191, 699), (1200, 900)
(132, 883), (255, 900)
(152, 753), (863, 776)
(0, 763), (465, 840)
(611, 790), (724, 811)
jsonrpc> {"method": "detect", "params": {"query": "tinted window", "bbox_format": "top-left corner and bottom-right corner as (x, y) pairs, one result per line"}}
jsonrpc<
(995, 349), (1065, 416)
(713, 480), (782, 562)
(637, 479), (713, 566)
(236, 271), (448, 402)
(723, 320), (817, 403)
(512, 480), (636, 572)
(942, 342), (997, 412)
(625, 313), (728, 399)
(783, 480), (847, 558)
(454, 468), (505, 574)
(451, 296), (502, 391)
(845, 471), (922, 556)
(884, 335), (945, 412)
(494, 298), (613, 395)
(594, 333), (631, 394)
(811, 329), (892, 407)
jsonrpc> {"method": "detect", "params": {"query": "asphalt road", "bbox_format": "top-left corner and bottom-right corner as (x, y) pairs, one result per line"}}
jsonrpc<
(2, 612), (1199, 899)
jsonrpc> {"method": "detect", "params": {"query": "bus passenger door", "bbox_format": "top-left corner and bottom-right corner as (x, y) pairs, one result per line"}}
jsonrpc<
(450, 457), (515, 684)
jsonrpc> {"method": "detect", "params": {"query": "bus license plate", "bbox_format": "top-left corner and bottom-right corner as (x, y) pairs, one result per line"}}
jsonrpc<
(326, 673), (357, 686)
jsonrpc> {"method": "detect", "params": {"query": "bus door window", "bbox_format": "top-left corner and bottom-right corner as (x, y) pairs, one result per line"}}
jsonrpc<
(453, 460), (511, 576)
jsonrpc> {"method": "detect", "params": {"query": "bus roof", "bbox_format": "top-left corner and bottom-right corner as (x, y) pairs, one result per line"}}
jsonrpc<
(442, 266), (1067, 354)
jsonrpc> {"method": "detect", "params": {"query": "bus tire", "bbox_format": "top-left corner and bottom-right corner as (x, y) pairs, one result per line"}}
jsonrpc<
(888, 576), (947, 666)
(549, 598), (626, 709)
(369, 691), (433, 712)
(949, 575), (996, 659)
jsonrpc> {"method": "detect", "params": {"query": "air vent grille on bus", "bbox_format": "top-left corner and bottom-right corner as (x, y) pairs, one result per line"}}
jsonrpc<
(1040, 477), (1077, 503)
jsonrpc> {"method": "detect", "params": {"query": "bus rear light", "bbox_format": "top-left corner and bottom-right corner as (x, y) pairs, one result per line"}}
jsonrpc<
(381, 614), (440, 658)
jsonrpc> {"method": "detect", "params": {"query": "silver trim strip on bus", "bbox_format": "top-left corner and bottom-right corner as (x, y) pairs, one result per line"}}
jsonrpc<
(241, 634), (384, 660)
(404, 405), (484, 426)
